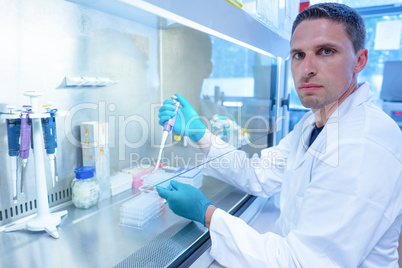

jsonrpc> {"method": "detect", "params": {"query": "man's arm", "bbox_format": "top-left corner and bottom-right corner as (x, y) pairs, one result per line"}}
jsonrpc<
(208, 138), (402, 267)
(195, 129), (213, 155)
(205, 204), (216, 228)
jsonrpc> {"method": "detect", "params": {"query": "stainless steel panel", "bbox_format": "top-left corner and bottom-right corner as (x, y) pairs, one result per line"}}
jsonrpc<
(0, 0), (279, 226)
(0, 0), (160, 225)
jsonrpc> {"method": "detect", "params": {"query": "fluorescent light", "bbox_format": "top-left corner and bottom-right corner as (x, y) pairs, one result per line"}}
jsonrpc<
(121, 0), (278, 58)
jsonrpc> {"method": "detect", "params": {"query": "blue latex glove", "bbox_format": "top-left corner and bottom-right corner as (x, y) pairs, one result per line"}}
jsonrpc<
(156, 180), (213, 226)
(158, 94), (206, 142)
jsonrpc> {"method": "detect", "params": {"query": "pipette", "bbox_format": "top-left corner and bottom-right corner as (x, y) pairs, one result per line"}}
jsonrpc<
(5, 106), (21, 203)
(20, 106), (32, 193)
(41, 106), (58, 187)
(152, 96), (180, 173)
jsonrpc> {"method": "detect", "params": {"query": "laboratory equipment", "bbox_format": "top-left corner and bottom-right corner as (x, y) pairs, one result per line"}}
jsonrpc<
(173, 168), (203, 188)
(80, 121), (111, 201)
(210, 114), (250, 147)
(4, 91), (68, 239)
(4, 106), (21, 203)
(122, 166), (153, 189)
(380, 61), (402, 130)
(19, 106), (32, 193)
(119, 192), (164, 229)
(382, 103), (402, 130)
(71, 166), (99, 209)
(64, 76), (118, 87)
(380, 61), (402, 102)
(110, 172), (133, 196)
(41, 106), (59, 187)
(153, 95), (180, 173)
(141, 169), (174, 188)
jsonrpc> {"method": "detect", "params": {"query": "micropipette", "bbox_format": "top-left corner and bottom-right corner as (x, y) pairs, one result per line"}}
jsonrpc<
(20, 106), (32, 193)
(152, 96), (180, 173)
(5, 106), (21, 203)
(41, 107), (58, 187)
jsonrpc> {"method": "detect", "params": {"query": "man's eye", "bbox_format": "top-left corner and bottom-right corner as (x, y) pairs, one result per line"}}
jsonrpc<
(294, 52), (304, 59)
(322, 49), (333, 55)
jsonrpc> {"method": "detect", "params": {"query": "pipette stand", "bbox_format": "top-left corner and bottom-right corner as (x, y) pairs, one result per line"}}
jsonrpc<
(4, 91), (67, 239)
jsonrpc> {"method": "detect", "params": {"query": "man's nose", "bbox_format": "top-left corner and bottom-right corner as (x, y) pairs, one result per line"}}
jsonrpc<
(302, 54), (317, 78)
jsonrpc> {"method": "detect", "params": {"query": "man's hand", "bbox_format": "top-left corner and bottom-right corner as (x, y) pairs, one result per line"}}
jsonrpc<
(158, 94), (206, 142)
(156, 180), (213, 226)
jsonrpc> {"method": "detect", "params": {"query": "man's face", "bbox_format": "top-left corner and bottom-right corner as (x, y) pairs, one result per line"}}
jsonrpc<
(290, 19), (359, 110)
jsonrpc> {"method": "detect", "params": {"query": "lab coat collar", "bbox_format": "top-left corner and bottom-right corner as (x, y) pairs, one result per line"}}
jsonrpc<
(293, 82), (371, 170)
(328, 81), (372, 123)
(293, 116), (315, 170)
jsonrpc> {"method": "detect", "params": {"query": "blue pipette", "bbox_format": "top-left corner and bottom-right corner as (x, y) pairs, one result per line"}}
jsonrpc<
(41, 107), (58, 187)
(5, 106), (21, 203)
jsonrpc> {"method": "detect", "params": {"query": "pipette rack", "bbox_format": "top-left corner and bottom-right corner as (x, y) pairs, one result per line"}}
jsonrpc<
(3, 91), (67, 239)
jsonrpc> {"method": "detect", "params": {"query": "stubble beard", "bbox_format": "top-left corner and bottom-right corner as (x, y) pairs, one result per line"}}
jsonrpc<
(298, 92), (330, 110)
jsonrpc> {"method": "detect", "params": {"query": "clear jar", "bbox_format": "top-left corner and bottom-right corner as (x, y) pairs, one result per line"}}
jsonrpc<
(71, 166), (99, 209)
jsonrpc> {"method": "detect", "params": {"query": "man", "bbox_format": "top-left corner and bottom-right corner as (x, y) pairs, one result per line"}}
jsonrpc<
(157, 3), (402, 267)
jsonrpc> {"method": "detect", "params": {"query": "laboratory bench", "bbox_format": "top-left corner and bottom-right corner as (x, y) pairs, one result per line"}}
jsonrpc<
(0, 175), (261, 268)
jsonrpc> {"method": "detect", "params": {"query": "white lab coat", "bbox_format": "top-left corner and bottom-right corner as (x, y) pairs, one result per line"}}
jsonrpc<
(202, 82), (402, 267)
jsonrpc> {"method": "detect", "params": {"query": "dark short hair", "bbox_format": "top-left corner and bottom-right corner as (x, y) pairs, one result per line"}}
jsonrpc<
(291, 3), (366, 53)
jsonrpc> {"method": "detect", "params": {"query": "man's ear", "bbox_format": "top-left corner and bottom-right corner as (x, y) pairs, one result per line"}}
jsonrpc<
(354, 48), (368, 74)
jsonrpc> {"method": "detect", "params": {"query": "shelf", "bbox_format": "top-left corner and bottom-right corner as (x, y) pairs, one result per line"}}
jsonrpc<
(67, 0), (290, 59)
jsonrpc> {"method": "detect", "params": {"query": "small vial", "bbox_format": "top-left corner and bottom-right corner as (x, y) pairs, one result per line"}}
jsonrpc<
(71, 166), (99, 209)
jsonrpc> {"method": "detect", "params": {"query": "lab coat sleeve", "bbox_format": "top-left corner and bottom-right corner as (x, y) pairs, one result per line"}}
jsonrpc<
(209, 139), (402, 267)
(210, 208), (302, 267)
(200, 130), (294, 197)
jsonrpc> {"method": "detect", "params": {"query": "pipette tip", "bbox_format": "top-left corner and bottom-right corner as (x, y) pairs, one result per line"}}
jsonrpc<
(21, 161), (27, 168)
(152, 162), (163, 174)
